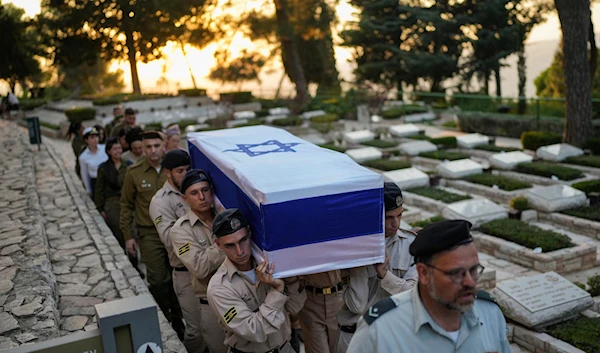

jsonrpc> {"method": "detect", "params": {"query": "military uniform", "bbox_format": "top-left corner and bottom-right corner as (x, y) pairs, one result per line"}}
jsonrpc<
(346, 289), (511, 353)
(71, 134), (85, 179)
(171, 209), (227, 353)
(149, 181), (204, 353)
(207, 258), (307, 353)
(109, 122), (135, 137)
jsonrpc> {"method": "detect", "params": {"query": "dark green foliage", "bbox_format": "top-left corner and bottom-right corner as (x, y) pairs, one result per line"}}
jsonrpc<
(442, 120), (457, 128)
(178, 89), (207, 97)
(362, 159), (411, 171)
(408, 134), (431, 141)
(466, 174), (531, 191)
(548, 317), (600, 353)
(583, 138), (600, 155)
(572, 180), (600, 195)
(521, 131), (562, 150)
(220, 92), (253, 104)
(144, 123), (162, 131)
(515, 162), (584, 181)
(562, 206), (600, 222)
(588, 275), (600, 297)
(410, 216), (446, 228)
(39, 121), (60, 130)
(381, 106), (429, 119)
(566, 156), (600, 169)
(92, 97), (121, 106)
(407, 187), (471, 204)
(574, 282), (587, 291)
(480, 219), (572, 252)
(20, 99), (47, 111)
(360, 140), (398, 149)
(270, 117), (303, 127)
(310, 114), (339, 123)
(429, 136), (457, 148)
(510, 196), (530, 210)
(65, 108), (96, 123)
(318, 144), (347, 153)
(473, 144), (519, 152)
(419, 151), (470, 161)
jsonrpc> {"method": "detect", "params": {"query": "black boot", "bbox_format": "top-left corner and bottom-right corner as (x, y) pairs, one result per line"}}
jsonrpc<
(290, 328), (300, 353)
(171, 317), (185, 341)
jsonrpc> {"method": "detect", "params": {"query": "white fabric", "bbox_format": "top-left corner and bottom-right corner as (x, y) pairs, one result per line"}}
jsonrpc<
(7, 93), (19, 105)
(78, 145), (108, 194)
(447, 330), (459, 343)
(242, 269), (256, 284)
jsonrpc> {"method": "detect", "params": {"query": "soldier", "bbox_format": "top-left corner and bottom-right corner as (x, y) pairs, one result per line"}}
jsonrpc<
(149, 151), (205, 353)
(336, 182), (417, 353)
(122, 127), (145, 164)
(170, 169), (227, 353)
(347, 220), (511, 353)
(207, 209), (306, 353)
(110, 107), (138, 137)
(119, 131), (184, 338)
(105, 106), (123, 135)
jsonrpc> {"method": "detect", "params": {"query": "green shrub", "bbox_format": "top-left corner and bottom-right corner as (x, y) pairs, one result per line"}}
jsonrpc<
(381, 105), (428, 119)
(548, 317), (600, 353)
(362, 159), (411, 171)
(562, 205), (600, 222)
(271, 116), (303, 127)
(310, 122), (335, 134)
(574, 282), (587, 291)
(65, 107), (97, 123)
(515, 162), (584, 181)
(256, 108), (270, 117)
(310, 114), (339, 123)
(92, 97), (121, 106)
(565, 155), (600, 169)
(178, 88), (207, 97)
(39, 121), (60, 130)
(408, 133), (430, 141)
(510, 196), (530, 210)
(479, 219), (572, 252)
(572, 180), (600, 195)
(20, 98), (47, 111)
(407, 187), (471, 203)
(144, 122), (162, 131)
(442, 120), (457, 128)
(588, 275), (600, 297)
(583, 137), (600, 155)
(520, 131), (562, 150)
(361, 140), (398, 149)
(466, 174), (531, 191)
(318, 144), (347, 153)
(410, 216), (446, 228)
(429, 136), (457, 148)
(419, 151), (470, 161)
(472, 144), (519, 152)
(220, 91), (253, 104)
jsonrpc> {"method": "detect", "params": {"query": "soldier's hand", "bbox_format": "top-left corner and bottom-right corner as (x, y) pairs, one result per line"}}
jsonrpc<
(125, 239), (138, 257)
(256, 261), (284, 293)
(374, 251), (390, 279)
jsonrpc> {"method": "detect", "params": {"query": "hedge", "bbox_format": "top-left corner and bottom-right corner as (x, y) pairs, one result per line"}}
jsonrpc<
(20, 98), (47, 111)
(419, 151), (470, 161)
(562, 205), (600, 222)
(270, 116), (303, 127)
(408, 134), (430, 141)
(588, 275), (600, 296)
(178, 88), (207, 97)
(429, 136), (457, 148)
(362, 159), (411, 171)
(381, 105), (428, 119)
(65, 107), (97, 123)
(548, 317), (600, 353)
(479, 219), (572, 252)
(442, 120), (457, 128)
(473, 144), (519, 153)
(571, 180), (600, 195)
(39, 121), (60, 130)
(583, 137), (600, 155)
(220, 91), (253, 104)
(407, 187), (471, 203)
(410, 216), (446, 228)
(465, 174), (532, 191)
(521, 131), (562, 150)
(515, 162), (584, 181)
(318, 143), (347, 153)
(310, 114), (339, 123)
(361, 140), (398, 149)
(565, 155), (600, 169)
(510, 196), (529, 210)
(92, 97), (121, 106)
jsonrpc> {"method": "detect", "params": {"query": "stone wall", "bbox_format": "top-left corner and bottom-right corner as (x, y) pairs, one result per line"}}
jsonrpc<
(445, 179), (524, 204)
(508, 323), (586, 353)
(539, 212), (600, 241)
(403, 191), (447, 214)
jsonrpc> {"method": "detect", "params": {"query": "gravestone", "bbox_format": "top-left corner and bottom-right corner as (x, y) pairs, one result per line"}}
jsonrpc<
(436, 159), (483, 179)
(301, 110), (327, 120)
(492, 272), (594, 328)
(345, 147), (382, 163)
(399, 140), (437, 156)
(227, 119), (249, 128)
(299, 134), (327, 145)
(268, 107), (290, 116)
(383, 168), (430, 190)
(536, 143), (584, 162)
(442, 198), (507, 227)
(456, 133), (489, 148)
(357, 105), (370, 123)
(489, 151), (533, 170)
(232, 102), (262, 112)
(404, 112), (436, 123)
(233, 111), (256, 120)
(265, 115), (287, 123)
(389, 124), (421, 137)
(524, 185), (587, 212)
(344, 130), (376, 144)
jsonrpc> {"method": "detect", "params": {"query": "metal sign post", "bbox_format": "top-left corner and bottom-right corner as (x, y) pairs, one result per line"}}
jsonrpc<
(25, 116), (42, 151)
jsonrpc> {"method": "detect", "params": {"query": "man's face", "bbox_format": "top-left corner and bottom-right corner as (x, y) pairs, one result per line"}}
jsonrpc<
(125, 113), (136, 126)
(418, 243), (480, 313)
(215, 227), (252, 269)
(130, 140), (143, 157)
(384, 206), (403, 237)
(113, 108), (123, 119)
(143, 138), (164, 164)
(182, 181), (214, 213)
(167, 165), (190, 190)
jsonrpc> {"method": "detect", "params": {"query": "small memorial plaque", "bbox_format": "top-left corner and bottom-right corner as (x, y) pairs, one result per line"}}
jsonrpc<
(497, 272), (589, 313)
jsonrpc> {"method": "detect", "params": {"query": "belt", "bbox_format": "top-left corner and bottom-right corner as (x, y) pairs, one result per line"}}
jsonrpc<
(230, 341), (288, 353)
(305, 282), (344, 295)
(174, 267), (188, 272)
(199, 298), (209, 305)
(339, 323), (357, 334)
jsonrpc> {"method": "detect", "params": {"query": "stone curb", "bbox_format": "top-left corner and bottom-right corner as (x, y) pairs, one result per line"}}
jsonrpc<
(538, 212), (600, 242)
(445, 179), (526, 204)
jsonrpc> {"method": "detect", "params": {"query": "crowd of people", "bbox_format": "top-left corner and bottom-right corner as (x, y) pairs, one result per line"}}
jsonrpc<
(65, 109), (511, 353)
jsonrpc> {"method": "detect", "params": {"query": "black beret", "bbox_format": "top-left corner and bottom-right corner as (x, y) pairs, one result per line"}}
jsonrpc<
(161, 150), (190, 170)
(180, 169), (211, 194)
(142, 131), (163, 140)
(213, 209), (248, 237)
(384, 182), (403, 211)
(410, 220), (473, 260)
(125, 108), (136, 115)
(125, 128), (143, 145)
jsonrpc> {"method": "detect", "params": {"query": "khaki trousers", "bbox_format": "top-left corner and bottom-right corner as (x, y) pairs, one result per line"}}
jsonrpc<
(200, 301), (228, 353)
(173, 270), (205, 353)
(298, 291), (344, 353)
(335, 330), (353, 353)
(227, 342), (295, 353)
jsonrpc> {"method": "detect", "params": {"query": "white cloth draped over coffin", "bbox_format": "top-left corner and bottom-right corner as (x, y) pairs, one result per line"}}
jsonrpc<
(187, 126), (385, 278)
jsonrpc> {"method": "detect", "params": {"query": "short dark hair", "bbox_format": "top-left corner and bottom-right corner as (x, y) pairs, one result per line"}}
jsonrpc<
(125, 108), (135, 115)
(105, 137), (120, 155)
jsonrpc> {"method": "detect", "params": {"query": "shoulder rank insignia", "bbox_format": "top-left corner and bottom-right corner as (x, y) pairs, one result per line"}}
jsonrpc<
(224, 306), (237, 324)
(476, 289), (500, 308)
(363, 297), (397, 325)
(178, 242), (190, 256)
(155, 215), (162, 225)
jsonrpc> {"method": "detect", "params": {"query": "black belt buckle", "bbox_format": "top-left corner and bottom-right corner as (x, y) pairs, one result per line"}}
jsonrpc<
(339, 323), (357, 334)
(306, 281), (344, 295)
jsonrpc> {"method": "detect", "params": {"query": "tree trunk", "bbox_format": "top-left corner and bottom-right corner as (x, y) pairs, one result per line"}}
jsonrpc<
(180, 41), (198, 90)
(273, 0), (310, 110)
(589, 17), (597, 86)
(517, 48), (527, 115)
(495, 67), (502, 97)
(555, 0), (593, 146)
(125, 30), (142, 94)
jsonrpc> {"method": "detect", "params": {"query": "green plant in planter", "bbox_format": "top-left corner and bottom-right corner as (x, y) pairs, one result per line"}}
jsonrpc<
(407, 187), (471, 203)
(562, 205), (600, 222)
(410, 216), (446, 228)
(520, 131), (561, 150)
(548, 317), (600, 353)
(466, 174), (531, 191)
(429, 136), (457, 148)
(515, 162), (584, 181)
(361, 140), (398, 149)
(362, 159), (411, 171)
(572, 180), (600, 195)
(574, 282), (587, 291)
(479, 219), (572, 252)
(510, 196), (529, 210)
(566, 155), (600, 169)
(587, 275), (600, 297)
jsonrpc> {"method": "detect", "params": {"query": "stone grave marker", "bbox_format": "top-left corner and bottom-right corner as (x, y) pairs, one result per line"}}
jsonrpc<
(399, 140), (437, 156)
(233, 111), (256, 120)
(357, 105), (370, 123)
(345, 147), (382, 163)
(436, 159), (483, 179)
(268, 107), (291, 116)
(226, 119), (249, 128)
(489, 151), (533, 170)
(442, 198), (507, 227)
(536, 143), (584, 162)
(389, 124), (421, 137)
(184, 124), (210, 133)
(383, 168), (430, 190)
(492, 271), (594, 328)
(404, 112), (436, 123)
(456, 133), (489, 148)
(300, 134), (327, 145)
(523, 185), (587, 212)
(344, 130), (376, 144)
(301, 110), (327, 120)
(232, 102), (262, 112)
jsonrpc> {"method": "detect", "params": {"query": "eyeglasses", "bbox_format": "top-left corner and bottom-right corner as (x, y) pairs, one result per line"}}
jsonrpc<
(426, 264), (485, 284)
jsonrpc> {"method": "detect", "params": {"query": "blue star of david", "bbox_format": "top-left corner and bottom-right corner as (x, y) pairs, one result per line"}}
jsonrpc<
(224, 140), (301, 157)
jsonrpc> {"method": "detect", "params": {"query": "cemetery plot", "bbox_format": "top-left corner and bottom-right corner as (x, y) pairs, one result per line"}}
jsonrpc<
(465, 174), (532, 191)
(565, 155), (600, 169)
(442, 198), (508, 227)
(360, 139), (398, 149)
(489, 151), (534, 170)
(524, 185), (587, 213)
(548, 317), (600, 353)
(344, 147), (382, 163)
(538, 209), (600, 241)
(419, 150), (471, 161)
(536, 143), (584, 162)
(456, 133), (489, 148)
(444, 174), (532, 204)
(383, 168), (430, 190)
(436, 158), (484, 179)
(361, 159), (411, 171)
(515, 162), (584, 181)
(407, 187), (471, 203)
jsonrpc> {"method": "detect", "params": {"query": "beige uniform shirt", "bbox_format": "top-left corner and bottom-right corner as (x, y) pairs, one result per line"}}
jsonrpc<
(303, 270), (342, 288)
(338, 229), (418, 326)
(149, 181), (189, 268)
(170, 209), (225, 298)
(207, 258), (307, 352)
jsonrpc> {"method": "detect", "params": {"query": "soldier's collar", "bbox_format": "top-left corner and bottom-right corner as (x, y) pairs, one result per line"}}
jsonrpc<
(412, 286), (478, 335)
(188, 209), (215, 229)
(164, 180), (181, 195)
(224, 257), (256, 282)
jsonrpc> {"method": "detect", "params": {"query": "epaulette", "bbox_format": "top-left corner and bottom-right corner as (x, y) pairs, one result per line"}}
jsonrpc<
(476, 289), (500, 308)
(128, 159), (144, 170)
(400, 228), (418, 236)
(363, 297), (397, 325)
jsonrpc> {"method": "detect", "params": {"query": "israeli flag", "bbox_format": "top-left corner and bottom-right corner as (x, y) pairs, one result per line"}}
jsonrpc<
(188, 125), (385, 277)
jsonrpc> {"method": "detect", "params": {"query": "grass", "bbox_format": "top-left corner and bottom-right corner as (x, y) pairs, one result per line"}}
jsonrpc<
(419, 151), (470, 161)
(562, 205), (600, 222)
(318, 144), (347, 153)
(572, 180), (600, 195)
(410, 216), (446, 228)
(429, 136), (457, 148)
(407, 187), (471, 203)
(548, 317), (600, 353)
(473, 144), (519, 153)
(361, 140), (398, 149)
(465, 174), (532, 191)
(565, 155), (600, 169)
(480, 219), (573, 252)
(515, 162), (584, 181)
(362, 159), (411, 171)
